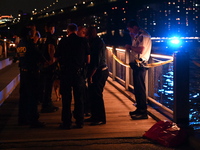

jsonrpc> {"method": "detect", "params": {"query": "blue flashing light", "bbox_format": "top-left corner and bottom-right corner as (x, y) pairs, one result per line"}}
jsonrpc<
(168, 37), (182, 47)
(170, 39), (180, 44)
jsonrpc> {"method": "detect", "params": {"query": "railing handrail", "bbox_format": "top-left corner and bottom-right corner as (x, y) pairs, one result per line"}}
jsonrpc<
(106, 45), (174, 120)
(107, 45), (191, 126)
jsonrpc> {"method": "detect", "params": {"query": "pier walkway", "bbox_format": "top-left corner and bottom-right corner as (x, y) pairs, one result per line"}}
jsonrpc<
(0, 60), (193, 150)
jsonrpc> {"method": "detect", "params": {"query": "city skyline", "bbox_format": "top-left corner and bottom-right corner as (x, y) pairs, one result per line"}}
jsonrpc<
(0, 0), (199, 39)
(0, 0), (81, 17)
(137, 0), (200, 37)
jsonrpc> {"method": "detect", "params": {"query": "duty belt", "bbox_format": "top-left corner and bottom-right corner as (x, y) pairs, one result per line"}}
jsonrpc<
(102, 66), (108, 71)
(20, 68), (39, 73)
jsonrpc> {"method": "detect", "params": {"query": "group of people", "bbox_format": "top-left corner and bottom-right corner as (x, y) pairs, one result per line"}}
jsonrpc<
(16, 22), (109, 129)
(54, 23), (109, 129)
(16, 23), (60, 128)
(16, 19), (152, 129)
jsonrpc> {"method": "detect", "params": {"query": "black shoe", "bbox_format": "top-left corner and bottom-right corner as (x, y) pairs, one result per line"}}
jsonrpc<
(129, 110), (139, 116)
(129, 109), (147, 116)
(59, 123), (71, 130)
(18, 120), (30, 126)
(131, 113), (148, 120)
(30, 121), (46, 128)
(84, 113), (91, 117)
(73, 124), (83, 129)
(41, 106), (59, 113)
(84, 117), (93, 122)
(90, 121), (106, 126)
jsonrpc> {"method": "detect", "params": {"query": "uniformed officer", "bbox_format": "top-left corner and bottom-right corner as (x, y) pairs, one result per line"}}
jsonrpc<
(17, 26), (45, 128)
(55, 23), (90, 129)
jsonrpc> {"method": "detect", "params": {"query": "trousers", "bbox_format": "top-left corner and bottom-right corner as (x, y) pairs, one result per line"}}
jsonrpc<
(132, 66), (148, 111)
(88, 68), (109, 123)
(18, 70), (40, 124)
(60, 72), (85, 126)
(39, 65), (55, 107)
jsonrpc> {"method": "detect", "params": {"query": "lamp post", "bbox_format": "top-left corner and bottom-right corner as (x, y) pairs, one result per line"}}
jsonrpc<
(3, 39), (7, 58)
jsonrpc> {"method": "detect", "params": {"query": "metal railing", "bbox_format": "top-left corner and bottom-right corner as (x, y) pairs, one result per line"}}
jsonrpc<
(106, 46), (190, 126)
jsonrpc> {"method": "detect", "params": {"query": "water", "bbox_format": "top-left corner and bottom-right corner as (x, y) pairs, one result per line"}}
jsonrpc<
(152, 41), (200, 128)
(106, 38), (200, 128)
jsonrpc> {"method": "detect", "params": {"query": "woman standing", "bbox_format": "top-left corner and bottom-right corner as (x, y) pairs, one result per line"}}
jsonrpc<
(85, 27), (109, 125)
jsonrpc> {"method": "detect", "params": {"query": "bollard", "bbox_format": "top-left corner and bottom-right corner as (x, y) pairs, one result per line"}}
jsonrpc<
(173, 50), (189, 127)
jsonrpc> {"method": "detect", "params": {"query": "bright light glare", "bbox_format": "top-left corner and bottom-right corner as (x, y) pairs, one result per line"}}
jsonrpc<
(170, 39), (180, 44)
(169, 37), (181, 47)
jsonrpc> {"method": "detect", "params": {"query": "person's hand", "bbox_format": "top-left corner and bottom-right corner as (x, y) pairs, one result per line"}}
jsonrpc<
(87, 76), (93, 84)
(89, 77), (93, 84)
(48, 58), (56, 66)
(43, 61), (50, 68)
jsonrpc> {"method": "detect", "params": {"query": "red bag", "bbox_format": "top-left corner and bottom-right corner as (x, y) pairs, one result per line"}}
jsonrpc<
(143, 120), (188, 147)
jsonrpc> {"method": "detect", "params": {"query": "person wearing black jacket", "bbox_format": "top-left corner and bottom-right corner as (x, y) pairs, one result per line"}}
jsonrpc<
(17, 26), (45, 128)
(39, 23), (59, 113)
(55, 23), (90, 129)
(85, 27), (109, 126)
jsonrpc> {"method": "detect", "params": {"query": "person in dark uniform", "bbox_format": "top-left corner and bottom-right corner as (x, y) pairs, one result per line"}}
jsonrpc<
(84, 27), (109, 126)
(39, 23), (59, 113)
(55, 23), (90, 129)
(77, 26), (91, 117)
(17, 26), (45, 128)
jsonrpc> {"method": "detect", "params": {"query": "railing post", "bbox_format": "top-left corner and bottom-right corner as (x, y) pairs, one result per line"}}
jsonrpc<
(145, 68), (148, 98)
(125, 49), (130, 90)
(3, 39), (7, 58)
(112, 46), (116, 81)
(173, 50), (189, 127)
(147, 57), (154, 98)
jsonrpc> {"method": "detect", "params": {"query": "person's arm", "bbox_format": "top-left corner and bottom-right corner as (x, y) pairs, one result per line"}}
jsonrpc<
(48, 44), (56, 65)
(125, 44), (144, 54)
(88, 68), (97, 84)
(88, 38), (103, 84)
(87, 55), (90, 64)
(84, 38), (90, 65)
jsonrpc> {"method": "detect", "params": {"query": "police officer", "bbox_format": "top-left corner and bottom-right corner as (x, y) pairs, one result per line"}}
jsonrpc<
(125, 19), (152, 120)
(17, 26), (45, 128)
(55, 23), (90, 129)
(39, 23), (59, 113)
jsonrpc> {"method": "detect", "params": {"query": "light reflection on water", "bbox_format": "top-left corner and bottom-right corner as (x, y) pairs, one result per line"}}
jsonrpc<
(153, 43), (200, 129)
(189, 58), (200, 128)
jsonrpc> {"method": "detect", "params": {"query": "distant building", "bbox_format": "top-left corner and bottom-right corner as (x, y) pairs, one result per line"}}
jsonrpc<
(137, 0), (200, 37)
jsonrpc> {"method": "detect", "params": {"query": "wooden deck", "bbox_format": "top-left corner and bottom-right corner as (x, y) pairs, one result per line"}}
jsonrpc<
(0, 77), (157, 142)
(0, 75), (194, 149)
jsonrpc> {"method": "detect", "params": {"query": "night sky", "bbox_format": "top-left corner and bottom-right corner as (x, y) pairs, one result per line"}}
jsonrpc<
(0, 0), (80, 17)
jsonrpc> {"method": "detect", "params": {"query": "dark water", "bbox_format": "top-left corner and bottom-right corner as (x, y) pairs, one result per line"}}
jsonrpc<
(107, 39), (200, 128)
(188, 48), (200, 128)
(152, 42), (200, 129)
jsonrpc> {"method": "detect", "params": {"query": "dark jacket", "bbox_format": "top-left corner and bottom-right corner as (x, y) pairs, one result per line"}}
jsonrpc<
(55, 33), (90, 73)
(88, 36), (107, 71)
(17, 38), (41, 71)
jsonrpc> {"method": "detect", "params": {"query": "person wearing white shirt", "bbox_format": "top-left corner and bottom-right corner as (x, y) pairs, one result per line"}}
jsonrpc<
(125, 19), (152, 120)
